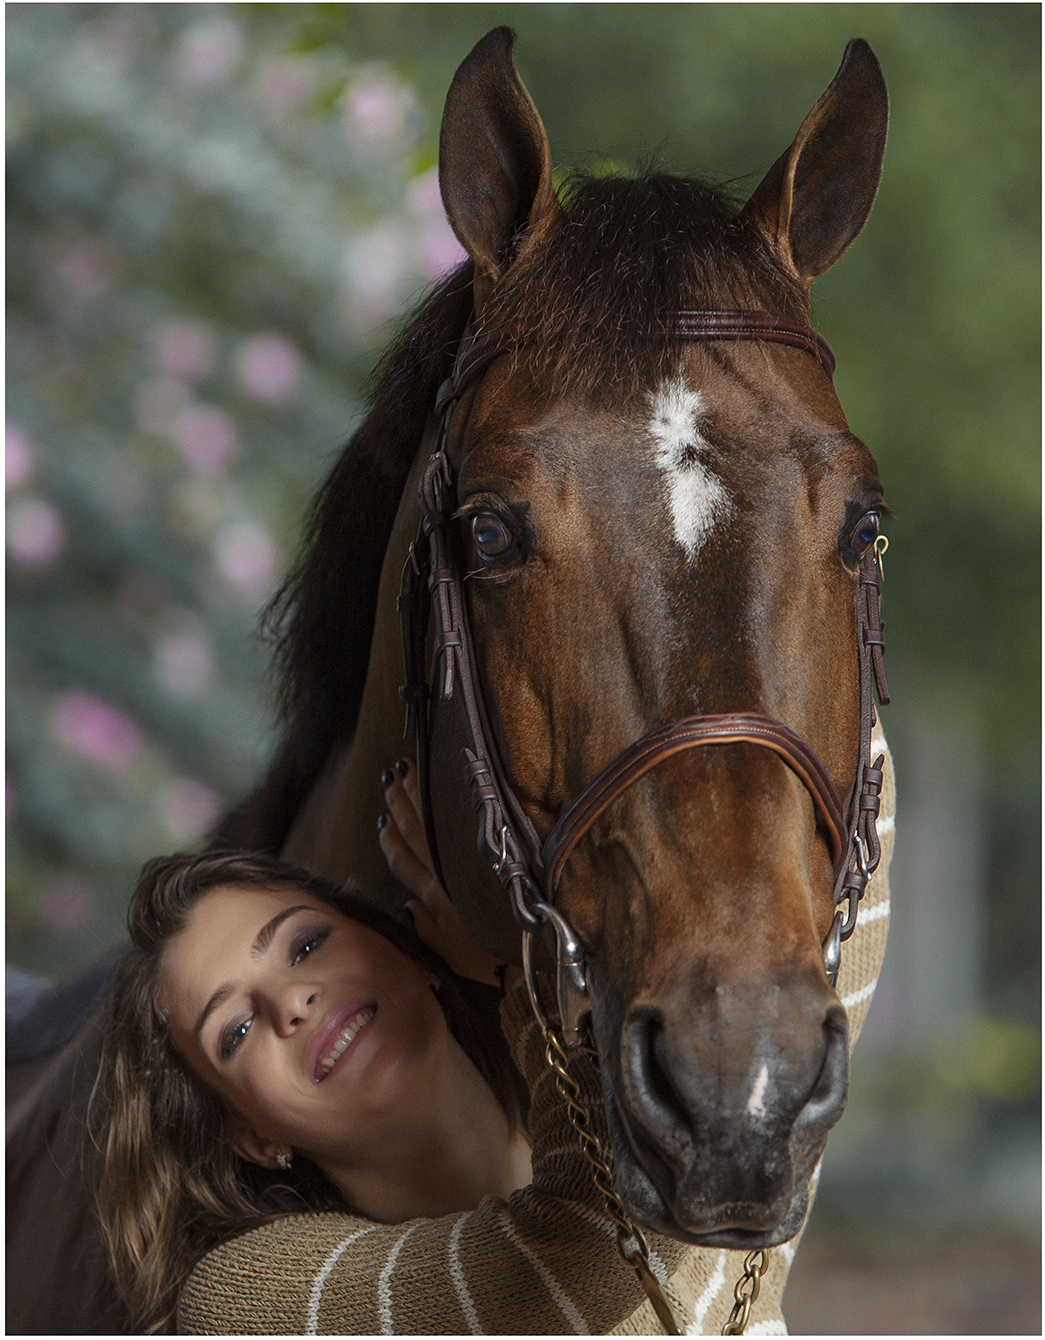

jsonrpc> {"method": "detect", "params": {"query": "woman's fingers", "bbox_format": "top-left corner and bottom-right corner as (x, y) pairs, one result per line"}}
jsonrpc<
(378, 759), (507, 987)
(382, 759), (431, 873)
(377, 811), (439, 905)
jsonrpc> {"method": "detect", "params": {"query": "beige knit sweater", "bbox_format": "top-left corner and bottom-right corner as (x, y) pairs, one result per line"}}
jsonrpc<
(179, 738), (894, 1336)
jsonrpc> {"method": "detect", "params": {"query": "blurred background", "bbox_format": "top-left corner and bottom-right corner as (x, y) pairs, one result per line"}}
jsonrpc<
(6, 4), (1039, 1332)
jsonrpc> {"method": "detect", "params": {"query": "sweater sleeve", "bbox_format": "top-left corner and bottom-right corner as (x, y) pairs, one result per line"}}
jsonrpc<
(177, 977), (690, 1336)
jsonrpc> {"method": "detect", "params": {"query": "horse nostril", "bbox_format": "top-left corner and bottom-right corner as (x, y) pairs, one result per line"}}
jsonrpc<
(622, 1007), (693, 1154)
(798, 1006), (849, 1130)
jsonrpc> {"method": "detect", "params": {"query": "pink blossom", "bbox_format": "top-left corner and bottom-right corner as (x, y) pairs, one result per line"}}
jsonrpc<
(51, 690), (144, 773)
(407, 169), (444, 219)
(256, 58), (313, 114)
(7, 497), (65, 569)
(155, 629), (214, 696)
(171, 404), (237, 476)
(56, 239), (116, 298)
(174, 20), (244, 87)
(37, 876), (93, 936)
(6, 425), (34, 491)
(152, 320), (216, 381)
(156, 778), (221, 842)
(213, 521), (279, 598)
(345, 71), (415, 145)
(416, 220), (468, 280)
(236, 333), (301, 403)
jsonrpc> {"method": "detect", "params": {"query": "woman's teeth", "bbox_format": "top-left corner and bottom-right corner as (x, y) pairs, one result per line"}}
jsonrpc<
(318, 1007), (375, 1078)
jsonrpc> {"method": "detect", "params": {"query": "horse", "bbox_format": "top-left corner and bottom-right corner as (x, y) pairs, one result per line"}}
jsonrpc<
(222, 24), (891, 1246)
(6, 26), (890, 1332)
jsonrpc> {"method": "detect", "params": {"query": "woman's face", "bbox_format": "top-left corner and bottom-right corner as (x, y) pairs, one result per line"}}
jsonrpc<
(159, 884), (449, 1169)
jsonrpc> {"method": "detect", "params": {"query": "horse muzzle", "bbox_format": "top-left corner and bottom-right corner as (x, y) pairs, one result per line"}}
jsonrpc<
(597, 984), (850, 1246)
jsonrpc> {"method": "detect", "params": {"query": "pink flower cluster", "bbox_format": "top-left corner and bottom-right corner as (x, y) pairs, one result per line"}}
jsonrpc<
(51, 690), (144, 774)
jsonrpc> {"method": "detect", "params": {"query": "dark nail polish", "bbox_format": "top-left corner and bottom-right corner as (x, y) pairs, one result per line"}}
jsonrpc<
(395, 758), (409, 778)
(381, 769), (394, 790)
(377, 813), (388, 831)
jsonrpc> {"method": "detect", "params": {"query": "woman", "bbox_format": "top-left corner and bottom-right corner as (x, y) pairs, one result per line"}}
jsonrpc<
(94, 761), (694, 1334)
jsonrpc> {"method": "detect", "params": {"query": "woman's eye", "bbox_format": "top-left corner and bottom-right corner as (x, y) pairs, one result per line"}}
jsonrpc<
(220, 1017), (252, 1061)
(849, 512), (880, 554)
(471, 513), (513, 558)
(291, 927), (330, 966)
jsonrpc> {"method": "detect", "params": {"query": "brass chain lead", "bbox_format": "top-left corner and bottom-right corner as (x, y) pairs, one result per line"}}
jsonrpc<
(542, 1027), (684, 1335)
(721, 1249), (769, 1335)
(541, 1027), (768, 1336)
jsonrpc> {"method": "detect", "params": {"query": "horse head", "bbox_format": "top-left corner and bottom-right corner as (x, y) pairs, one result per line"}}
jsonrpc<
(415, 28), (889, 1247)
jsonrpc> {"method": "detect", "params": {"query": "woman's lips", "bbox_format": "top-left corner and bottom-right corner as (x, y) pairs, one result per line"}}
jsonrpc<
(311, 1004), (376, 1083)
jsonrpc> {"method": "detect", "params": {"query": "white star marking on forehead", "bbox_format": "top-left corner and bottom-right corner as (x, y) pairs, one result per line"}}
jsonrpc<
(648, 377), (731, 558)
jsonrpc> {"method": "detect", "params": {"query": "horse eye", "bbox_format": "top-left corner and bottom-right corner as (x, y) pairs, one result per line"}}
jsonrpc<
(471, 513), (513, 558)
(850, 512), (880, 554)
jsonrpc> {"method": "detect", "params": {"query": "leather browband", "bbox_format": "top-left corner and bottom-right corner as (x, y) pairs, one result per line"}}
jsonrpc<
(435, 310), (837, 410)
(675, 311), (837, 379)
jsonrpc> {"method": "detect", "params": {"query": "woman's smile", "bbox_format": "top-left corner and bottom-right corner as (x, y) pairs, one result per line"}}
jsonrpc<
(310, 1002), (378, 1083)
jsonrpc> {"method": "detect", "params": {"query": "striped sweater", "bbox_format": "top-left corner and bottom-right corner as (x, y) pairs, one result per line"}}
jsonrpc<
(178, 738), (894, 1336)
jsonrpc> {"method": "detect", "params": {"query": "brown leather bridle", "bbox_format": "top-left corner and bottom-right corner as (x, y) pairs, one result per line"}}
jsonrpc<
(399, 310), (889, 1037)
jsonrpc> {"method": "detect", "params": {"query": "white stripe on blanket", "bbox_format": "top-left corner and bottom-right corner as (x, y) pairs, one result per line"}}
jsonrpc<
(448, 1213), (483, 1335)
(842, 976), (880, 1011)
(689, 1249), (727, 1334)
(379, 1222), (420, 1334)
(498, 1206), (589, 1333)
(307, 1227), (375, 1334)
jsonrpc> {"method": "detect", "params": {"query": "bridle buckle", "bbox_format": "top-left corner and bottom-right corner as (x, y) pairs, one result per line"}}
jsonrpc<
(523, 902), (591, 1046)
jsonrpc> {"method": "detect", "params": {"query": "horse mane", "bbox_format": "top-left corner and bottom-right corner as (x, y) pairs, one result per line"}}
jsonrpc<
(215, 173), (803, 849)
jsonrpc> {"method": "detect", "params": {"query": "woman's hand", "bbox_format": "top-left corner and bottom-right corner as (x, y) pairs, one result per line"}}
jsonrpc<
(378, 759), (513, 988)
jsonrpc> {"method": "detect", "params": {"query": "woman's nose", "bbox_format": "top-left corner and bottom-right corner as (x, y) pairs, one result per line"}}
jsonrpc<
(272, 982), (319, 1035)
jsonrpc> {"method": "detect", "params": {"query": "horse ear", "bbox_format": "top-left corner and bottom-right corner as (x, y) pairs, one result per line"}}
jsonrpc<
(439, 27), (557, 292)
(742, 39), (888, 284)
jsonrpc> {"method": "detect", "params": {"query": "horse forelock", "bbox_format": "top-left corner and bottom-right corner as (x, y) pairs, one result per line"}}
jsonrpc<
(484, 172), (807, 403)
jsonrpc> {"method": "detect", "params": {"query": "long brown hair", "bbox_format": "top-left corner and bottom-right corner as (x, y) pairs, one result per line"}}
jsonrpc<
(90, 849), (519, 1333)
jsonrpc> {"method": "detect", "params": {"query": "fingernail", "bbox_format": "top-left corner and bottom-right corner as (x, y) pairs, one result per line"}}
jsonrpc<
(381, 769), (394, 790)
(395, 759), (409, 778)
(377, 813), (388, 831)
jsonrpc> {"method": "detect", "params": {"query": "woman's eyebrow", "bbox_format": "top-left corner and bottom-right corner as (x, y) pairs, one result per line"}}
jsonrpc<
(251, 904), (315, 958)
(194, 904), (316, 1049)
